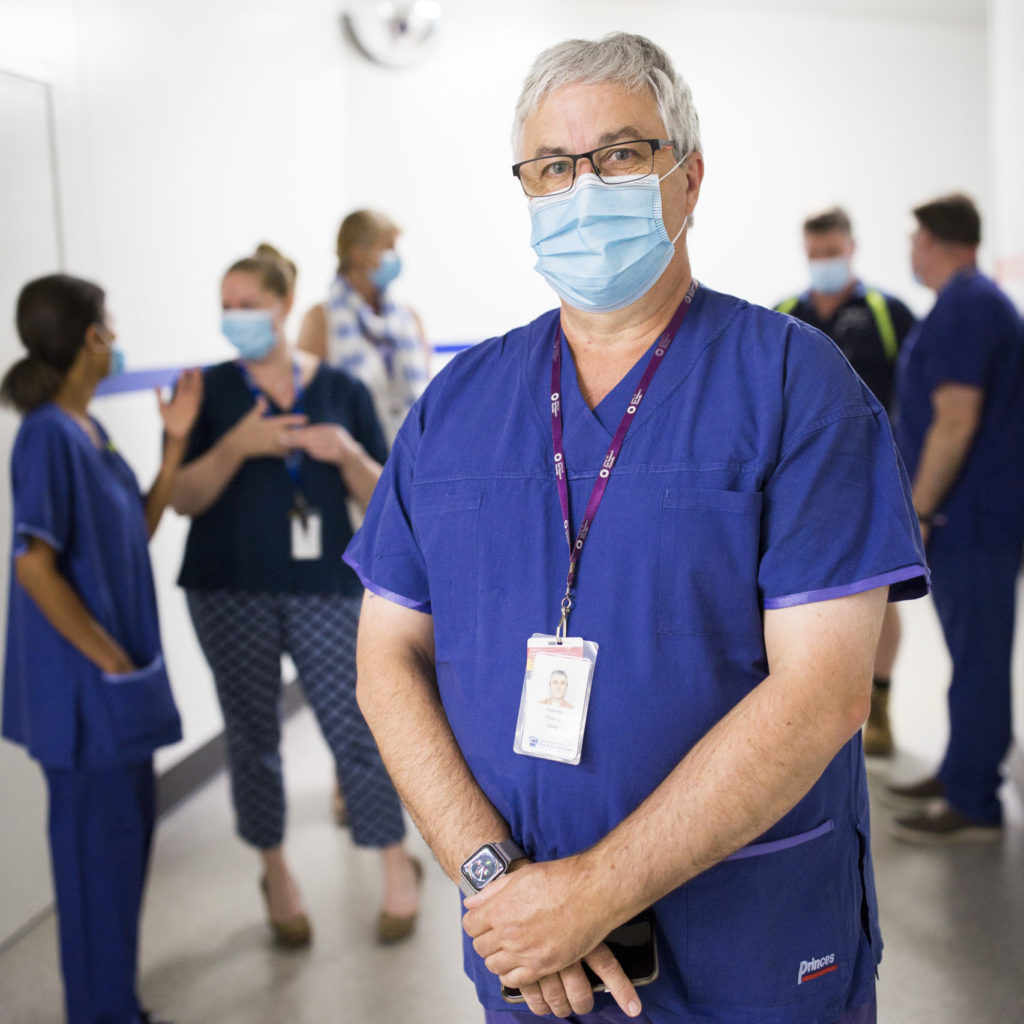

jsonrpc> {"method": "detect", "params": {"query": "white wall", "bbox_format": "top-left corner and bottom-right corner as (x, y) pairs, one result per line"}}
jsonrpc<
(0, 0), (997, 941)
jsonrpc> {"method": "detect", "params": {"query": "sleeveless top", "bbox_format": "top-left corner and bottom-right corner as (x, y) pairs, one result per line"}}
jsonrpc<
(324, 274), (428, 445)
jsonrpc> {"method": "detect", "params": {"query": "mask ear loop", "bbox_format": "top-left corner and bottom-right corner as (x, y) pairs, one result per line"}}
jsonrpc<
(660, 150), (693, 245)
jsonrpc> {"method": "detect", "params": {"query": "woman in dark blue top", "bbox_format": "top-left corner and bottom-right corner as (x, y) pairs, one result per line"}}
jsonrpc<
(1, 273), (201, 1024)
(172, 245), (420, 948)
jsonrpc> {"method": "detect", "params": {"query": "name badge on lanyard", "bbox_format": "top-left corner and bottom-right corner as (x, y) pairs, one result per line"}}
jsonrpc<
(513, 281), (698, 765)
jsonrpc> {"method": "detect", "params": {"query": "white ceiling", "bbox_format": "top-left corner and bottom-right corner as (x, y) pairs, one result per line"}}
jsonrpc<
(714, 0), (987, 25)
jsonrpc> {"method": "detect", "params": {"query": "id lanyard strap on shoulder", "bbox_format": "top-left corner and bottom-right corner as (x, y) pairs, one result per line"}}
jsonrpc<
(550, 280), (697, 641)
(240, 360), (307, 505)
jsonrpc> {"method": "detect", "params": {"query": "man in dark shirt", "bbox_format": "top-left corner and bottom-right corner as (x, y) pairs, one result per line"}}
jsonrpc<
(777, 207), (916, 757)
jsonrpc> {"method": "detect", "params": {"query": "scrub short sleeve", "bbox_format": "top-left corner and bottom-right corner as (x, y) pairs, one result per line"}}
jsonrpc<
(759, 403), (928, 608)
(344, 426), (430, 612)
(921, 299), (990, 389)
(11, 416), (74, 556)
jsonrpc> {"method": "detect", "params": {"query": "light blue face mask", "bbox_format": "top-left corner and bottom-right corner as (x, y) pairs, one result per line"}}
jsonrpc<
(808, 257), (851, 296)
(106, 346), (126, 378)
(528, 160), (687, 313)
(221, 309), (278, 361)
(371, 250), (402, 291)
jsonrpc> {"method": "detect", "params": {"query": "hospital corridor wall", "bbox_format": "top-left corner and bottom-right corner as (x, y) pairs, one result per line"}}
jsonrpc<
(1, 0), (1023, 973)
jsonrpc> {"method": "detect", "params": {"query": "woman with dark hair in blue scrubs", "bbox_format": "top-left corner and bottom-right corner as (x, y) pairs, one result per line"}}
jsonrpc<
(1, 273), (201, 1024)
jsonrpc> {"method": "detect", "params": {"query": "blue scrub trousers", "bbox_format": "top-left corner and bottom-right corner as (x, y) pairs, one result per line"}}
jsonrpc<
(928, 539), (1021, 825)
(44, 759), (155, 1024)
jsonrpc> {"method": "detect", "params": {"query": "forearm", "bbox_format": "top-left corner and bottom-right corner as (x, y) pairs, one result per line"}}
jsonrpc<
(171, 429), (247, 517)
(356, 594), (508, 878)
(339, 446), (383, 510)
(145, 435), (187, 537)
(584, 661), (869, 925)
(16, 554), (133, 673)
(911, 418), (976, 517)
(581, 589), (884, 929)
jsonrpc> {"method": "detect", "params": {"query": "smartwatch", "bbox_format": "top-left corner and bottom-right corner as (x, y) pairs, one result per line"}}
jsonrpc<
(459, 840), (526, 897)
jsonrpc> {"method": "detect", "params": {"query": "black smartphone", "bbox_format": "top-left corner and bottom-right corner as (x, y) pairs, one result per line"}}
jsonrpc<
(500, 908), (658, 1004)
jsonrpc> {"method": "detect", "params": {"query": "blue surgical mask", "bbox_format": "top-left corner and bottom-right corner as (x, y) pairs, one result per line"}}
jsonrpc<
(808, 257), (851, 296)
(106, 346), (126, 378)
(221, 309), (277, 361)
(528, 161), (687, 313)
(370, 250), (402, 290)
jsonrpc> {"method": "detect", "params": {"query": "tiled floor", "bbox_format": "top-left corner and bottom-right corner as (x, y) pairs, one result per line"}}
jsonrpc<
(1, 591), (1022, 1023)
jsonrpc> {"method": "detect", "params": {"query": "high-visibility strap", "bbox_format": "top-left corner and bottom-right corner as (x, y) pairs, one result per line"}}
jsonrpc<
(864, 289), (898, 362)
(776, 291), (898, 362)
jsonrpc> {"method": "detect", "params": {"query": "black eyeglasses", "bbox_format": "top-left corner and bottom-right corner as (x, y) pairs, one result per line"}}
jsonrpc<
(512, 139), (675, 197)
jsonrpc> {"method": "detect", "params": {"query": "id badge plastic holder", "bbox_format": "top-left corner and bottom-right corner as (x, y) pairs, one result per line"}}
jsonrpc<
(290, 507), (322, 560)
(513, 633), (598, 765)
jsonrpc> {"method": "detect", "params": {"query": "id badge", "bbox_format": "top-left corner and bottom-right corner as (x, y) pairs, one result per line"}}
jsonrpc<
(290, 508), (322, 560)
(513, 633), (598, 765)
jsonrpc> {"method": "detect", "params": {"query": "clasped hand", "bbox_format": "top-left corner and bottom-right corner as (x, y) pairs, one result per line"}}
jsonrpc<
(232, 399), (360, 467)
(461, 858), (642, 1019)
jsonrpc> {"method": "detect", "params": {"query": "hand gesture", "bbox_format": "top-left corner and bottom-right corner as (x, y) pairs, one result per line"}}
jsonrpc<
(231, 397), (308, 459)
(284, 423), (362, 468)
(159, 368), (203, 443)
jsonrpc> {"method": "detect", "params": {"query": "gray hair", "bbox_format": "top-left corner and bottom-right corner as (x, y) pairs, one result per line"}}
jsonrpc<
(511, 33), (702, 162)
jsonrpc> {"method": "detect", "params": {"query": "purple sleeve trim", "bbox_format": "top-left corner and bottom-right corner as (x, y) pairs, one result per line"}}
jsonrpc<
(343, 553), (431, 614)
(14, 523), (64, 555)
(724, 820), (835, 862)
(763, 565), (929, 610)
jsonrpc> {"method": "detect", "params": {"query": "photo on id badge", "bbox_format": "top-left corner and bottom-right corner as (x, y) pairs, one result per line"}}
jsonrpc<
(514, 651), (589, 764)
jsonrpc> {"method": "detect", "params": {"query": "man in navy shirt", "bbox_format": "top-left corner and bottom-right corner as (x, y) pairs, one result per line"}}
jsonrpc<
(776, 206), (917, 757)
(348, 32), (927, 1024)
(889, 193), (1024, 844)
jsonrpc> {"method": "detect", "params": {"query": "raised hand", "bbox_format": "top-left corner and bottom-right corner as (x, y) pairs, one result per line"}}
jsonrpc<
(158, 368), (203, 443)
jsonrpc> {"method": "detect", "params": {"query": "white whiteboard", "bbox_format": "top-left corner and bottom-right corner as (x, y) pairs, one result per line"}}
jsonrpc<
(0, 68), (64, 947)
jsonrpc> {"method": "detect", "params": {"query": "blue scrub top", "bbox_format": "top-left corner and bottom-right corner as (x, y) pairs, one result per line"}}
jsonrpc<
(346, 285), (928, 1022)
(893, 267), (1024, 545)
(2, 404), (180, 768)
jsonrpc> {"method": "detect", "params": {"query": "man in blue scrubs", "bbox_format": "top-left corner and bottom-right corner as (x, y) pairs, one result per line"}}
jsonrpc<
(347, 33), (927, 1024)
(888, 193), (1024, 844)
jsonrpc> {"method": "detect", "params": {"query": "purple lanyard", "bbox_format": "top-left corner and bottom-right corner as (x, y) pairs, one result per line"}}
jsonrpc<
(550, 280), (697, 639)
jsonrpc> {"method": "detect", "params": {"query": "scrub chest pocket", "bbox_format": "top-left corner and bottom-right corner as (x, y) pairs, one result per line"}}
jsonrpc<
(414, 486), (482, 636)
(657, 487), (763, 637)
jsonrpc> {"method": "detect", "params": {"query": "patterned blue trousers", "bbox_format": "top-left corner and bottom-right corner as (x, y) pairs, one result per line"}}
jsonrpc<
(186, 589), (405, 849)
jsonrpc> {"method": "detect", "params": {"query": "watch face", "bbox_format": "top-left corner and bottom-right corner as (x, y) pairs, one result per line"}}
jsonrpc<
(465, 846), (502, 888)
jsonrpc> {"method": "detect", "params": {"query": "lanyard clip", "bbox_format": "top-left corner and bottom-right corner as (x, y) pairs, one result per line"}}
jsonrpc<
(556, 589), (573, 644)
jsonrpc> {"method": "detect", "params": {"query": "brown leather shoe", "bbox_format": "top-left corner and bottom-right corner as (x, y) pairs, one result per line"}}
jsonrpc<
(881, 775), (945, 811)
(377, 857), (423, 945)
(862, 686), (893, 757)
(260, 876), (312, 948)
(332, 782), (349, 827)
(891, 803), (1002, 846)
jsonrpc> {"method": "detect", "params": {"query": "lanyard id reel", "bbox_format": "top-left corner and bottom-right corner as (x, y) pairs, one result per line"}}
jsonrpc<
(513, 282), (698, 766)
(242, 361), (322, 561)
